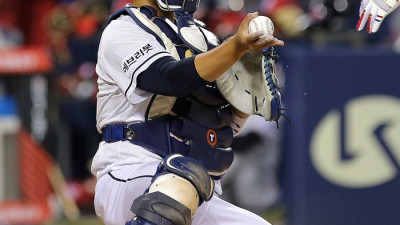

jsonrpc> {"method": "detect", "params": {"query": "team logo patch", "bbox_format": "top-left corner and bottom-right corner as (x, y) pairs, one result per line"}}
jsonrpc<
(207, 129), (217, 146)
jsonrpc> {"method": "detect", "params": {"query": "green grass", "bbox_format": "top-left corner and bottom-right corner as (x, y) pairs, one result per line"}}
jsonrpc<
(261, 205), (286, 225)
(46, 215), (103, 225)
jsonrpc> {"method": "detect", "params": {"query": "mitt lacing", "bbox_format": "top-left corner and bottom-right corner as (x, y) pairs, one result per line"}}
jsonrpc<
(263, 47), (291, 128)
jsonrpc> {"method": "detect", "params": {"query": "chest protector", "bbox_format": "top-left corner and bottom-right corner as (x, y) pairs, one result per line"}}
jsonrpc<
(106, 5), (234, 178)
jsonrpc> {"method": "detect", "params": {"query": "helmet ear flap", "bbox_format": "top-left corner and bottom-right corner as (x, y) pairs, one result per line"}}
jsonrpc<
(156, 0), (201, 13)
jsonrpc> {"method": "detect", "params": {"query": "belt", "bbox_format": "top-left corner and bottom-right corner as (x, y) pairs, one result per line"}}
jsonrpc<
(102, 116), (189, 157)
(102, 116), (234, 179)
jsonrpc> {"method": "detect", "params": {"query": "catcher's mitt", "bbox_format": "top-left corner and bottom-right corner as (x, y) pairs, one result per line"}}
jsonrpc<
(216, 47), (284, 123)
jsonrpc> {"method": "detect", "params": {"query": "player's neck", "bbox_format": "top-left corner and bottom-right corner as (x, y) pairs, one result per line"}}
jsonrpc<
(132, 0), (174, 21)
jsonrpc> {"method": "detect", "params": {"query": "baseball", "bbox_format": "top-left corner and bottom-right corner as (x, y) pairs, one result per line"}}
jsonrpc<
(248, 16), (274, 37)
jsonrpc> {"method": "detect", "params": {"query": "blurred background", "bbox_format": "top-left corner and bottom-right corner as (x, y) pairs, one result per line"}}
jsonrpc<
(0, 0), (399, 224)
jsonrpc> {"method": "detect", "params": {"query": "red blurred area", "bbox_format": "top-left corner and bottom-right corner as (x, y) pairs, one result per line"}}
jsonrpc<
(0, 0), (56, 46)
(0, 201), (53, 224)
(0, 46), (53, 74)
(66, 178), (96, 209)
(260, 0), (300, 14)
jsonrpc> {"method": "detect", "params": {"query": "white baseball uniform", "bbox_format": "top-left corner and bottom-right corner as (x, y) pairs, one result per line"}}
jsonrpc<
(92, 13), (272, 225)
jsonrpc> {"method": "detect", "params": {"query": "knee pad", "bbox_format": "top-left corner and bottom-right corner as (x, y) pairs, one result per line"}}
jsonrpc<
(131, 154), (214, 225)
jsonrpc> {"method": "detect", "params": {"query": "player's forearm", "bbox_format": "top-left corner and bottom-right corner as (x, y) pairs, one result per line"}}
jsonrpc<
(194, 36), (247, 82)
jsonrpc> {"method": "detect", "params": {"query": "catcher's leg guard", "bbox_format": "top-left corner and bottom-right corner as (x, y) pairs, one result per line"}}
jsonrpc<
(130, 154), (214, 225)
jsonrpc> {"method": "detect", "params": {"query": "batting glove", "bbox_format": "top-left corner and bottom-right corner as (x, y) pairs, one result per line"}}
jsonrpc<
(356, 0), (400, 33)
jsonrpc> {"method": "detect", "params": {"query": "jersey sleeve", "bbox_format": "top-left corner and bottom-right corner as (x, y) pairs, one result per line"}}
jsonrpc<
(97, 15), (172, 104)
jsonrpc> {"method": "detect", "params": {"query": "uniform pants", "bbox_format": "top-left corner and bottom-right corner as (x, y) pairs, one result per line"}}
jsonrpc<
(94, 161), (272, 225)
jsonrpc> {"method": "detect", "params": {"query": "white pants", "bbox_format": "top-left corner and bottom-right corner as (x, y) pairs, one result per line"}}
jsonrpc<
(94, 160), (272, 225)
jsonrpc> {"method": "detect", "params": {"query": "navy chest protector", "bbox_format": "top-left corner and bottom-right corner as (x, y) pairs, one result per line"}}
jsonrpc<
(103, 5), (234, 179)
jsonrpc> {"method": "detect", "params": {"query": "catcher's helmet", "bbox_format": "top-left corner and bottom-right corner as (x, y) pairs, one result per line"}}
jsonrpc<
(156, 0), (200, 12)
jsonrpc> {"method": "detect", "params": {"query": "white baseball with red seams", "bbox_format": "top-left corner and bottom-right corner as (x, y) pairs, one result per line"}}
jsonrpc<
(248, 16), (274, 38)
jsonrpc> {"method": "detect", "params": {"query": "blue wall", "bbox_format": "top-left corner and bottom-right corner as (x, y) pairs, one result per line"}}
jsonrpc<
(280, 46), (400, 225)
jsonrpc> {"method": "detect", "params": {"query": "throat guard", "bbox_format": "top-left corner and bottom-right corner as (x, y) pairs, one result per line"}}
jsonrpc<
(175, 9), (219, 53)
(157, 0), (201, 13)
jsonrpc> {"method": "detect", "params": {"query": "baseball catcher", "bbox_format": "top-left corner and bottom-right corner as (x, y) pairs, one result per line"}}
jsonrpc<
(91, 0), (285, 225)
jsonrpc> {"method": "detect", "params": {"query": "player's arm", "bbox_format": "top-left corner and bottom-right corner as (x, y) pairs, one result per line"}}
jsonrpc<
(137, 12), (284, 98)
(137, 56), (208, 98)
(357, 0), (400, 33)
(195, 12), (284, 82)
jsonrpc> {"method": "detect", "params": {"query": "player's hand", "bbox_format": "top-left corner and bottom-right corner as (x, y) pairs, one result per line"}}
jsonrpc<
(357, 0), (400, 33)
(233, 12), (284, 53)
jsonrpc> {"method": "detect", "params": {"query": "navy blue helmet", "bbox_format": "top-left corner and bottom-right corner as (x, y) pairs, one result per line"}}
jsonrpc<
(157, 0), (200, 13)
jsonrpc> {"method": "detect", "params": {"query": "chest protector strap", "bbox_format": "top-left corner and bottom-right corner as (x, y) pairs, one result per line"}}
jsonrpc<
(108, 5), (180, 59)
(175, 9), (220, 54)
